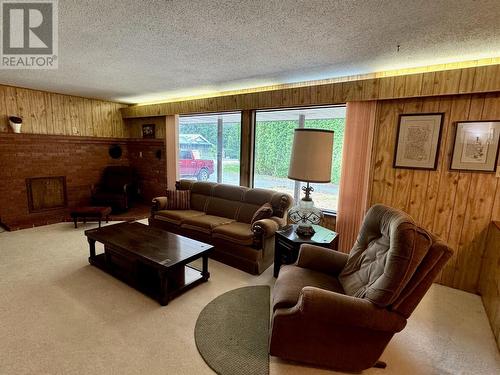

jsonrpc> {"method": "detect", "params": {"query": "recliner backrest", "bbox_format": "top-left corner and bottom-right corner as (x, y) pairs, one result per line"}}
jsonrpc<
(101, 166), (136, 192)
(338, 204), (432, 307)
(390, 235), (453, 317)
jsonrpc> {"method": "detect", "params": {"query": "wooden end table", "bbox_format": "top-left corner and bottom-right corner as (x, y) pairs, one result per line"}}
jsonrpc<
(274, 224), (339, 277)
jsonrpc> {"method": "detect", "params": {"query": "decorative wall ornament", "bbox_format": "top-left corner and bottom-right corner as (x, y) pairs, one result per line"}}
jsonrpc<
(393, 113), (444, 170)
(142, 124), (155, 138)
(108, 144), (122, 159)
(450, 121), (500, 172)
(9, 116), (22, 133)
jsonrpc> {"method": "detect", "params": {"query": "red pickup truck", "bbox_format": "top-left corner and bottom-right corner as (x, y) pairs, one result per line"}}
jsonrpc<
(179, 150), (214, 181)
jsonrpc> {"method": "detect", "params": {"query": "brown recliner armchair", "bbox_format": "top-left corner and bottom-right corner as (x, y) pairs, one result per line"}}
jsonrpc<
(91, 166), (138, 212)
(269, 204), (453, 372)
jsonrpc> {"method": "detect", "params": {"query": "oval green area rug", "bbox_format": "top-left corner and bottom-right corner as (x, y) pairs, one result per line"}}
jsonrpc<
(194, 285), (270, 375)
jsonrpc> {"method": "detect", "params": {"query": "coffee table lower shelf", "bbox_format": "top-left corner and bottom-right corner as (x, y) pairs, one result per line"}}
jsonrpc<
(89, 253), (209, 306)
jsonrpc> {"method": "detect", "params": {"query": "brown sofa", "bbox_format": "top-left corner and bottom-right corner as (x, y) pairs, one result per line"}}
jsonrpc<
(269, 204), (453, 372)
(149, 180), (293, 274)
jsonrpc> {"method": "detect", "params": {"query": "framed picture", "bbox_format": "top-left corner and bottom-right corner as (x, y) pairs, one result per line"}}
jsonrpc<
(142, 124), (155, 138)
(393, 113), (444, 170)
(450, 121), (500, 172)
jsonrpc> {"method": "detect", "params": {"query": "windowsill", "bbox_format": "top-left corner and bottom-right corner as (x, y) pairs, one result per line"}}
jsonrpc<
(322, 210), (337, 217)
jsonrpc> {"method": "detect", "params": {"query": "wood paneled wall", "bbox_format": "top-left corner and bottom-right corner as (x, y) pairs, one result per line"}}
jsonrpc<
(0, 85), (128, 137)
(124, 116), (166, 139)
(479, 222), (500, 349)
(122, 65), (500, 118)
(369, 93), (500, 293)
(321, 214), (337, 233)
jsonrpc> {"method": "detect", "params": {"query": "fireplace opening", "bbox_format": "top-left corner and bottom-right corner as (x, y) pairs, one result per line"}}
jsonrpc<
(26, 176), (68, 213)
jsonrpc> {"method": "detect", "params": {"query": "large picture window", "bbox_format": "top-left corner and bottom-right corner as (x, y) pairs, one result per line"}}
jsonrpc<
(253, 106), (346, 211)
(178, 112), (241, 185)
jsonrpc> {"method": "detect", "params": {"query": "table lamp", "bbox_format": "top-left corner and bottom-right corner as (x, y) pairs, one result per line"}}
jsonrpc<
(288, 128), (334, 237)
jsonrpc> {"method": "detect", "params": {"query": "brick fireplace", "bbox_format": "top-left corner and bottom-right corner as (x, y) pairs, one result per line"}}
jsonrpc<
(0, 133), (166, 230)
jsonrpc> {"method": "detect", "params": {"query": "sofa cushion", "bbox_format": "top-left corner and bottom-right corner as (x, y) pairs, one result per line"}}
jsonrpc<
(206, 197), (241, 219)
(212, 184), (247, 201)
(190, 193), (209, 212)
(272, 265), (345, 311)
(189, 182), (216, 212)
(338, 204), (432, 307)
(191, 181), (216, 195)
(243, 188), (274, 206)
(154, 209), (205, 225)
(251, 203), (273, 224)
(237, 203), (262, 224)
(270, 193), (293, 217)
(177, 179), (195, 191)
(166, 190), (191, 210)
(212, 222), (254, 246)
(181, 215), (235, 234)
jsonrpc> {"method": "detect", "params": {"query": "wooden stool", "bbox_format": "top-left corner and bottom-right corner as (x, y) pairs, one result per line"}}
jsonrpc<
(70, 206), (112, 228)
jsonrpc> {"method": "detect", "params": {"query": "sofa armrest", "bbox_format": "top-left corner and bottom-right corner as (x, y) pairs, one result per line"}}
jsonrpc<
(252, 218), (280, 238)
(289, 287), (406, 332)
(151, 197), (168, 214)
(296, 244), (348, 275)
(252, 217), (280, 248)
(269, 215), (287, 228)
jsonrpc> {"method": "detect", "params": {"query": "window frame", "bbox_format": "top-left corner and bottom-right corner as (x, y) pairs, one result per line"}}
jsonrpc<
(251, 104), (346, 214)
(178, 111), (243, 186)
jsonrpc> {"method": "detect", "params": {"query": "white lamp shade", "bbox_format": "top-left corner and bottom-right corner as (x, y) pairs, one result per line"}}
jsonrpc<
(288, 128), (334, 183)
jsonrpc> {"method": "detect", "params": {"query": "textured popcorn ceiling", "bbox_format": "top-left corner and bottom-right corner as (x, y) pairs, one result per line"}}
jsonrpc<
(0, 0), (499, 104)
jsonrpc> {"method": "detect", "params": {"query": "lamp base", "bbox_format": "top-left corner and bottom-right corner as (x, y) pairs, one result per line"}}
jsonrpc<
(295, 224), (315, 237)
(288, 191), (323, 237)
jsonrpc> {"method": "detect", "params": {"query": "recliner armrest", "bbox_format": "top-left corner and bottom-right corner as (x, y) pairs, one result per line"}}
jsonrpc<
(90, 184), (101, 195)
(291, 286), (406, 332)
(123, 183), (134, 194)
(296, 244), (348, 275)
(151, 197), (168, 213)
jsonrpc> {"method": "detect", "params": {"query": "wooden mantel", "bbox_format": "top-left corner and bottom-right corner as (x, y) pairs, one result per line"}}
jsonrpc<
(121, 64), (500, 118)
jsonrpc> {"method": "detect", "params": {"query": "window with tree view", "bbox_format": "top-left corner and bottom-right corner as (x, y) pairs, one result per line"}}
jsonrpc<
(253, 106), (346, 211)
(178, 112), (241, 185)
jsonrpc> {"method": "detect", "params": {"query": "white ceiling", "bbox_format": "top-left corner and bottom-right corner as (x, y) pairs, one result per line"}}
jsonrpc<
(0, 0), (499, 104)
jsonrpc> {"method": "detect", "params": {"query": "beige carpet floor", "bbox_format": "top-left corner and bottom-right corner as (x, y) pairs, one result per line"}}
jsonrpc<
(0, 221), (499, 375)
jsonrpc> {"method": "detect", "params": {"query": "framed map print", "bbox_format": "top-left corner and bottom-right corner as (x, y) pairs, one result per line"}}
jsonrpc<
(393, 113), (444, 170)
(450, 121), (500, 172)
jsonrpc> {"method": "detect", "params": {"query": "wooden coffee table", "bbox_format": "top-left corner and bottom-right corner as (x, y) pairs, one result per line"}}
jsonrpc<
(84, 222), (213, 305)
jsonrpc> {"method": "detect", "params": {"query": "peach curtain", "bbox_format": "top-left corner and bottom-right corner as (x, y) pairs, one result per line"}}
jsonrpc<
(336, 101), (377, 252)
